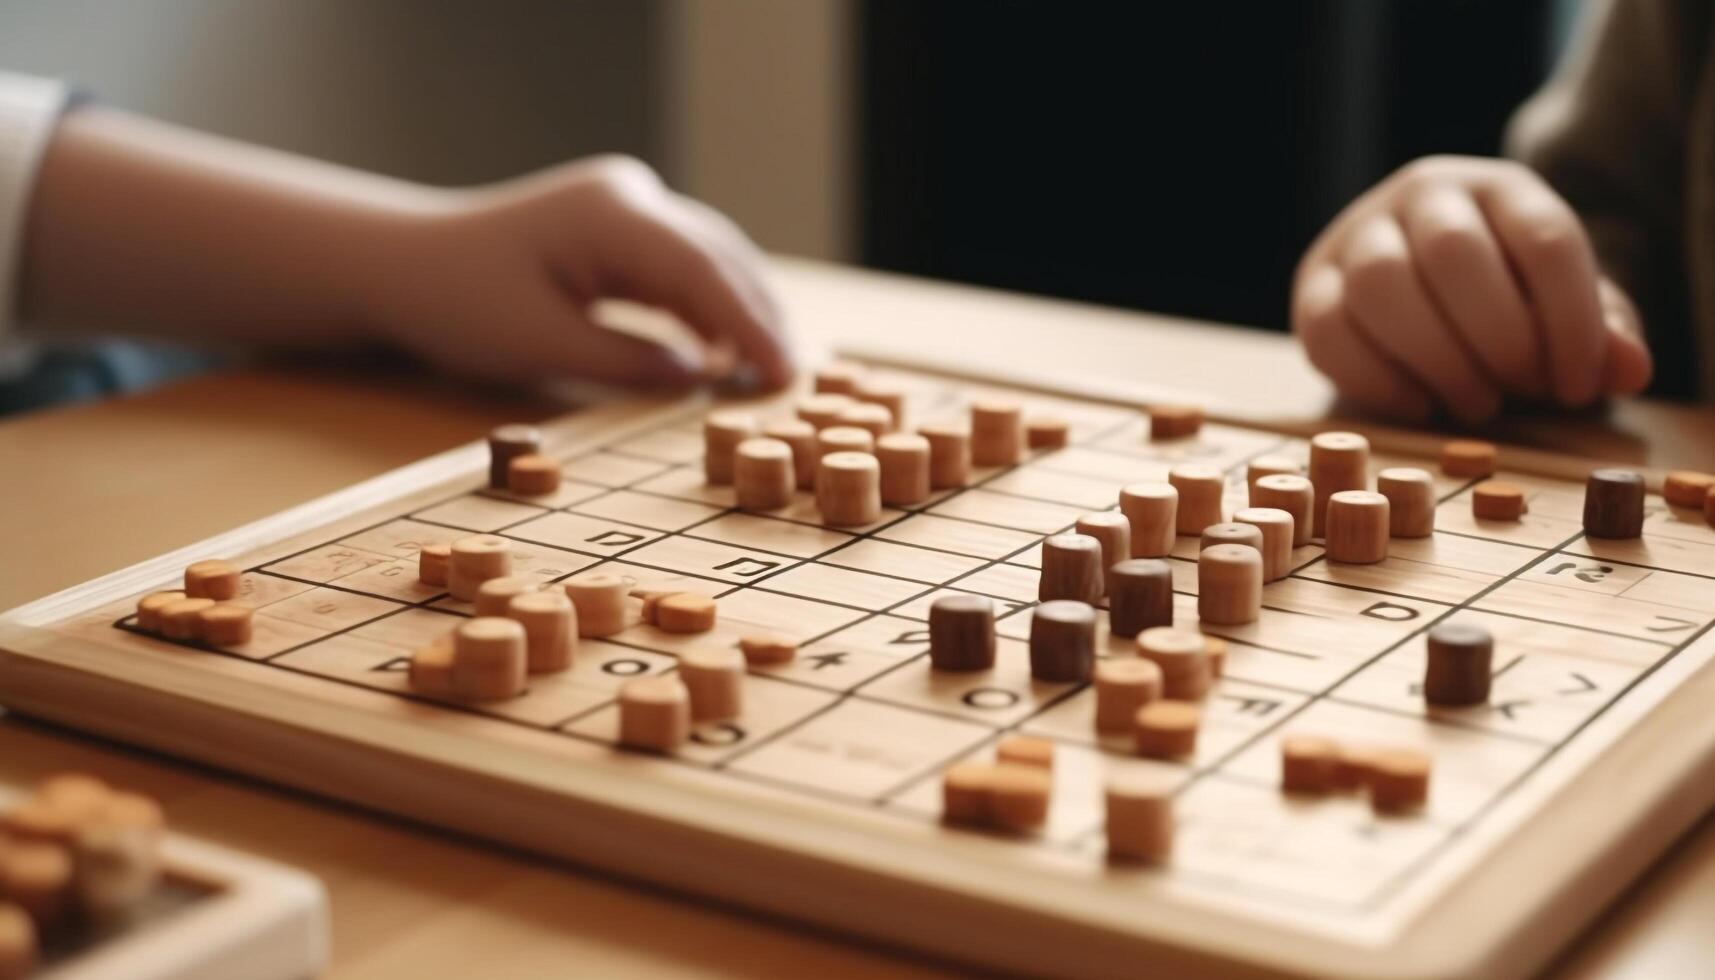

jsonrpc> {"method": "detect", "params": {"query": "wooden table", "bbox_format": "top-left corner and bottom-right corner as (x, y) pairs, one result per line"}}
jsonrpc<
(2, 258), (1711, 978)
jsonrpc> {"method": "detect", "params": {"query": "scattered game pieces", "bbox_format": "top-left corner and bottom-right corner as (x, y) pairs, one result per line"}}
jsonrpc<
(1118, 482), (1177, 558)
(1369, 749), (1432, 814)
(1205, 635), (1227, 678)
(1094, 658), (1163, 733)
(1308, 431), (1371, 537)
(183, 559), (240, 601)
(940, 763), (994, 825)
(1280, 735), (1339, 795)
(988, 765), (1053, 832)
(448, 534), (511, 602)
(1135, 700), (1201, 759)
(1423, 621), (1493, 707)
(680, 648), (745, 721)
(1324, 491), (1390, 564)
(486, 423), (542, 490)
(735, 437), (795, 511)
(0, 775), (166, 933)
(474, 575), (538, 616)
(1663, 470), (1715, 508)
(1074, 512), (1131, 596)
(814, 362), (864, 395)
(876, 433), (932, 506)
(1107, 559), (1173, 638)
(1583, 469), (1645, 539)
(703, 412), (757, 486)
(762, 419), (819, 490)
(451, 617), (528, 701)
(996, 735), (1055, 770)
(1245, 454), (1301, 487)
(508, 590), (576, 673)
(159, 597), (216, 641)
(797, 393), (856, 429)
(815, 424), (874, 459)
(2, 841), (73, 928)
(564, 572), (628, 637)
(917, 423), (971, 489)
(408, 636), (455, 697)
(418, 543), (450, 587)
(929, 594), (996, 671)
(817, 451), (882, 526)
(855, 384), (908, 432)
(1038, 533), (1103, 604)
(1231, 507), (1293, 582)
(1199, 522), (1262, 557)
(1472, 481), (1528, 522)
(738, 633), (797, 666)
(618, 674), (691, 752)
(656, 593), (718, 634)
(1147, 404), (1203, 440)
(0, 903), (35, 979)
(1026, 417), (1069, 449)
(506, 453), (561, 496)
(1376, 467), (1435, 538)
(836, 402), (893, 439)
(1251, 473), (1313, 547)
(1168, 465), (1223, 535)
(1441, 439), (1497, 478)
(54, 359), (1715, 978)
(133, 590), (184, 632)
(1197, 544), (1262, 625)
(1136, 628), (1213, 701)
(1104, 771), (1174, 863)
(1332, 745), (1380, 792)
(1028, 600), (1096, 683)
(197, 603), (253, 646)
(970, 400), (1023, 467)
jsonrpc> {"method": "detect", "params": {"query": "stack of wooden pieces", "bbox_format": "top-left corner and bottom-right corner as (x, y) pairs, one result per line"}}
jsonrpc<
(0, 773), (168, 972)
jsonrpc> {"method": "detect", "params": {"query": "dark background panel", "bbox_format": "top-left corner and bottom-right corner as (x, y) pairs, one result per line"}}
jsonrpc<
(857, 0), (1556, 332)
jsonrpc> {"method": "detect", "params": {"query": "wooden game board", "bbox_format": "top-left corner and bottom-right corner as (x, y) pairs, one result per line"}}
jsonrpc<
(0, 783), (326, 980)
(3, 362), (1714, 979)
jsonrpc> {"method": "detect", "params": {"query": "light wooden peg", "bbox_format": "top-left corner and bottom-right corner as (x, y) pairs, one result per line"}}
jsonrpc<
(1168, 464), (1224, 535)
(1120, 483), (1178, 558)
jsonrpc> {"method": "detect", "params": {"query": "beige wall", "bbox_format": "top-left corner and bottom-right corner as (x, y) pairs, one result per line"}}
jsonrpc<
(0, 0), (853, 257)
(0, 0), (659, 186)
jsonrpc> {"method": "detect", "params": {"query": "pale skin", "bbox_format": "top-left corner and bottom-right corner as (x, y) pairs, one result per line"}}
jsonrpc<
(1293, 155), (1653, 425)
(18, 105), (794, 389)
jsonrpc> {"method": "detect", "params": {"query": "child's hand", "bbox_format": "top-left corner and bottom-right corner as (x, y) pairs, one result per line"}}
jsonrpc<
(370, 155), (793, 389)
(1292, 155), (1651, 424)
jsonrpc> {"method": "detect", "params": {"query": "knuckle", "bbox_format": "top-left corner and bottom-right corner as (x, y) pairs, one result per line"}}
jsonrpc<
(1340, 251), (1406, 314)
(587, 153), (660, 185)
(1414, 219), (1481, 271)
(1517, 216), (1586, 266)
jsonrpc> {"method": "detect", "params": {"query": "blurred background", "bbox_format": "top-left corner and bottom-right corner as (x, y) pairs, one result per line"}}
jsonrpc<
(0, 0), (1581, 402)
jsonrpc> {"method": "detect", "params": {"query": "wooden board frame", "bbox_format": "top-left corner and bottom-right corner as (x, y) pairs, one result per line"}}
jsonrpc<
(1, 366), (1713, 980)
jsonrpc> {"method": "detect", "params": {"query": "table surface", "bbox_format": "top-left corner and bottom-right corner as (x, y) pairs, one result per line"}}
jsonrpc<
(3, 257), (1713, 978)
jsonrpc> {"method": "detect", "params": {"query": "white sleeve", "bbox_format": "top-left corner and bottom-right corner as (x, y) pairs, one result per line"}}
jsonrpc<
(0, 70), (71, 371)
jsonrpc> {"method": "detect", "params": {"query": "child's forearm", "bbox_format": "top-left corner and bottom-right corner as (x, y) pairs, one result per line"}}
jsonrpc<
(17, 105), (445, 348)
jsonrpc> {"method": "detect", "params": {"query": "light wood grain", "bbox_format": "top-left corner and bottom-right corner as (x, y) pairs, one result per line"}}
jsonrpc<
(1, 257), (1713, 979)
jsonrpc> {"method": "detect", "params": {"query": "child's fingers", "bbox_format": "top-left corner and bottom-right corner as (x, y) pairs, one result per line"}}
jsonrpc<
(1474, 176), (1607, 407)
(479, 280), (699, 387)
(672, 192), (788, 328)
(1338, 216), (1503, 425)
(607, 194), (793, 389)
(1597, 277), (1653, 396)
(1399, 184), (1545, 399)
(1293, 262), (1435, 421)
